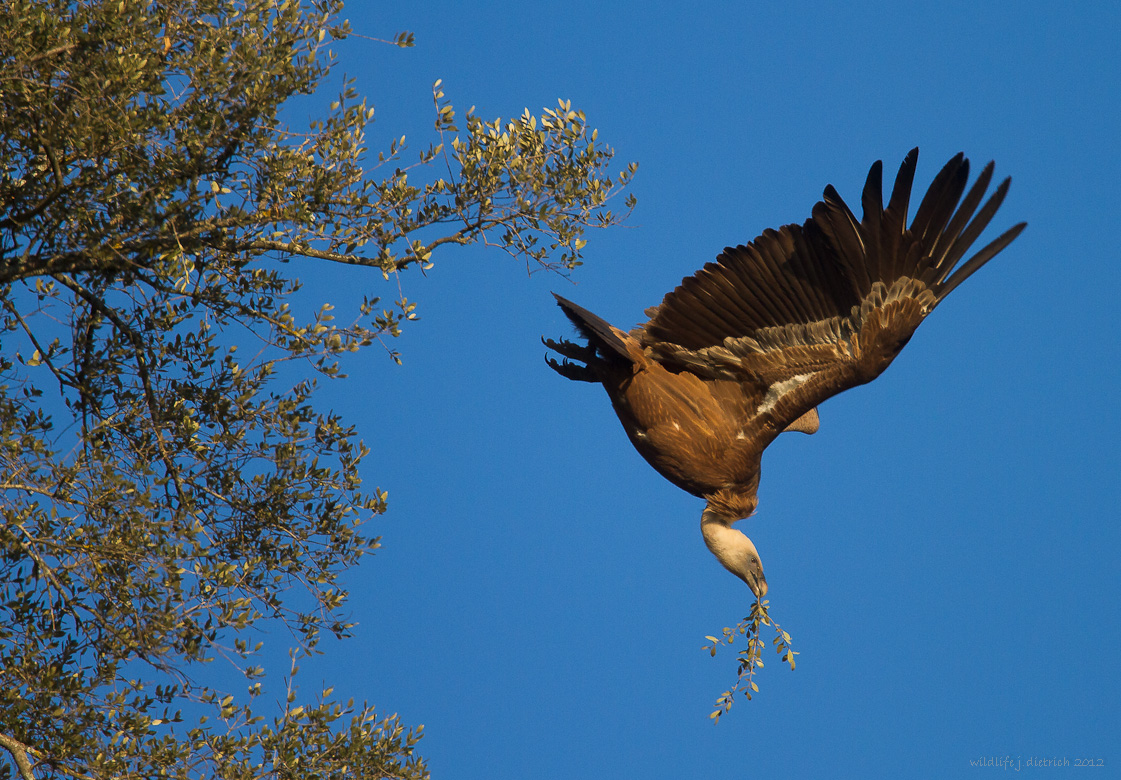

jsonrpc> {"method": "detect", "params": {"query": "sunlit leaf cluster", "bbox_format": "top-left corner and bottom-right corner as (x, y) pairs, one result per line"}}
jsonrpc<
(703, 599), (798, 722)
(0, 0), (634, 777)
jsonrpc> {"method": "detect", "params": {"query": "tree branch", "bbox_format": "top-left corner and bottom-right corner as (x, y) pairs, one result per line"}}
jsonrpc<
(1, 297), (73, 395)
(237, 238), (392, 268)
(52, 273), (188, 507)
(24, 42), (80, 66)
(0, 732), (37, 780)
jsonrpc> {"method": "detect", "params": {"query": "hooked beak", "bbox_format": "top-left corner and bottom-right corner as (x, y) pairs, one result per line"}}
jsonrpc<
(749, 571), (768, 599)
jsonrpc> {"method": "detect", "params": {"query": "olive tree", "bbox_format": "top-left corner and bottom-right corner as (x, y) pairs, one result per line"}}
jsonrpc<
(0, 1), (636, 777)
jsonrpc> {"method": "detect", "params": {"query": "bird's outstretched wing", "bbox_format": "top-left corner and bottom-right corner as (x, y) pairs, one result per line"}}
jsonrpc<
(636, 149), (1026, 433)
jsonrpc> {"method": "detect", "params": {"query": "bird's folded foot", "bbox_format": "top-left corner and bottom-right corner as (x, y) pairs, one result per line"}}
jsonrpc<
(544, 354), (596, 382)
(542, 336), (597, 363)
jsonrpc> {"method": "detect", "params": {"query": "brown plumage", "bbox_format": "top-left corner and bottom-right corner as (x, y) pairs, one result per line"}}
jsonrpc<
(544, 149), (1025, 597)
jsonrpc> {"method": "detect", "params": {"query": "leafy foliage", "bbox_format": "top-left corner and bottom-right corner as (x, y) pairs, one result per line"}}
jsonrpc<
(0, 0), (635, 777)
(703, 599), (797, 722)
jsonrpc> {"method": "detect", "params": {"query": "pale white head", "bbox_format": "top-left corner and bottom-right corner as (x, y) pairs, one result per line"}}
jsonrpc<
(700, 508), (767, 598)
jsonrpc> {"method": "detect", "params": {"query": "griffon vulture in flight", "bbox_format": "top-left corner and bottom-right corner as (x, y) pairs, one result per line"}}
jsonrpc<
(545, 149), (1025, 598)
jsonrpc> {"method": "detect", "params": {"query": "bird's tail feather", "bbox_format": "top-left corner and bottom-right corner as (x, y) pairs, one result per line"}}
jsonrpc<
(552, 293), (631, 361)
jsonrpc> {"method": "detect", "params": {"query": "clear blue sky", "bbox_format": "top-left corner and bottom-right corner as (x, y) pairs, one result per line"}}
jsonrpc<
(291, 2), (1119, 777)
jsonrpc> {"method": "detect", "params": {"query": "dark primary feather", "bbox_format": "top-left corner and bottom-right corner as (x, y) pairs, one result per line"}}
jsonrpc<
(545, 149), (1025, 521)
(642, 148), (1024, 352)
